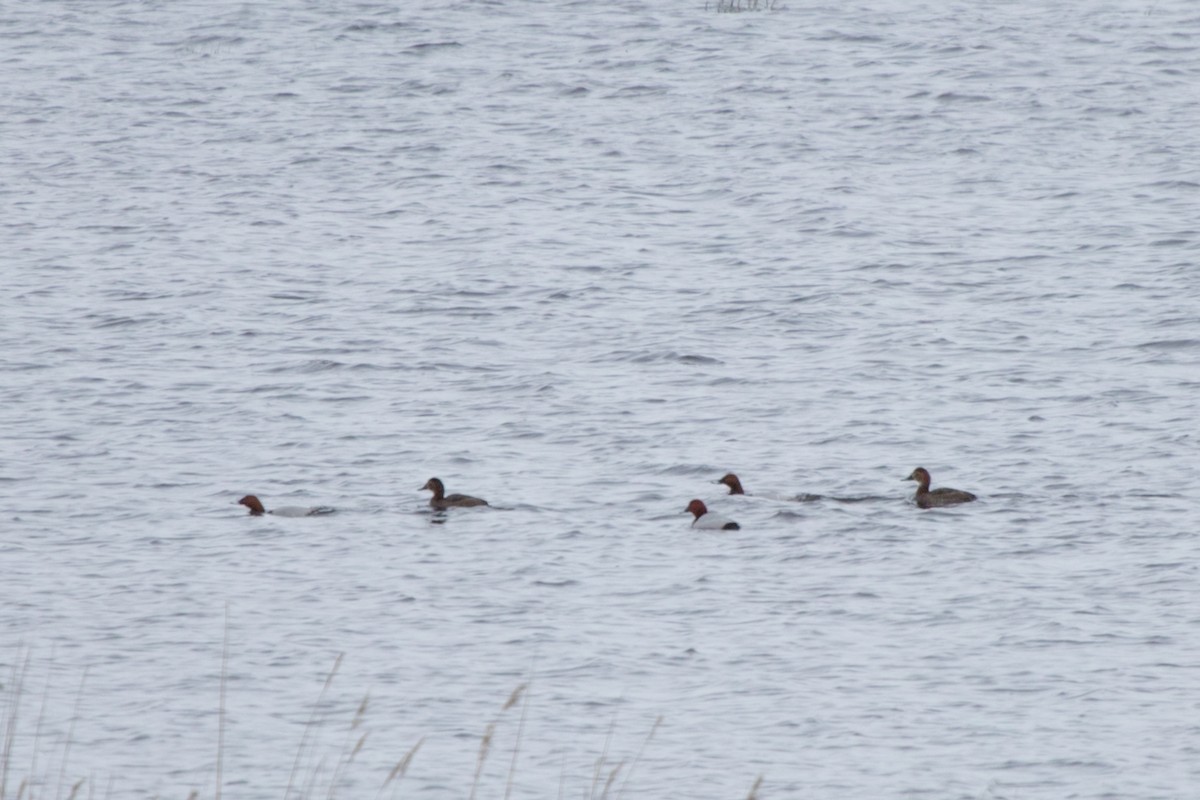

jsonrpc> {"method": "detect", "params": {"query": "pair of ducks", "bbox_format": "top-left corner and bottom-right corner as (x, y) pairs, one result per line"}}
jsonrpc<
(237, 477), (486, 517)
(718, 467), (977, 509)
(684, 467), (976, 530)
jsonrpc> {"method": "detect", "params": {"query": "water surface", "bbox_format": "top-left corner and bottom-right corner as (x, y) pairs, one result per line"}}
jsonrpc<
(3, 1), (1199, 797)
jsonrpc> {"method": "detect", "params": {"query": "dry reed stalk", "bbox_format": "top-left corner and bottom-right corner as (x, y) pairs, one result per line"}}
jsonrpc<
(1, 649), (31, 800)
(745, 774), (763, 799)
(467, 722), (495, 800)
(29, 649), (57, 800)
(615, 715), (661, 800)
(468, 682), (528, 800)
(502, 682), (529, 800)
(377, 736), (423, 799)
(352, 696), (369, 729)
(216, 604), (229, 800)
(301, 754), (328, 800)
(325, 693), (371, 799)
(53, 666), (88, 800)
(501, 685), (525, 713)
(283, 654), (343, 800)
(599, 763), (622, 799)
(587, 708), (619, 800)
(1, 664), (15, 800)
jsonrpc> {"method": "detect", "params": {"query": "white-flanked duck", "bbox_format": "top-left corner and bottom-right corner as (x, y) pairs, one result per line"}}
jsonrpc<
(684, 499), (740, 530)
(238, 495), (334, 517)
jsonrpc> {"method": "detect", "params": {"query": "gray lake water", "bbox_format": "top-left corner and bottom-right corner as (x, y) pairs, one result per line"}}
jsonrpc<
(3, 1), (1200, 798)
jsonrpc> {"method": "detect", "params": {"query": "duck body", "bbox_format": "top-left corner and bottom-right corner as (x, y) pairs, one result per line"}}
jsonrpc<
(717, 472), (824, 502)
(905, 468), (976, 509)
(238, 495), (334, 517)
(684, 499), (740, 530)
(421, 477), (488, 510)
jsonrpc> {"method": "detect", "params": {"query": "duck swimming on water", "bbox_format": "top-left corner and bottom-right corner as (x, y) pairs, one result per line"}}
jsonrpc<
(684, 499), (741, 530)
(421, 477), (488, 510)
(237, 495), (334, 517)
(715, 473), (746, 495)
(905, 467), (976, 509)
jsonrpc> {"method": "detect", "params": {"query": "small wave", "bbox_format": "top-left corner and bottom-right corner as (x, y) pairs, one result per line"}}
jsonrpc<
(790, 493), (890, 504)
(265, 292), (323, 302)
(1084, 105), (1144, 116)
(108, 290), (170, 301)
(603, 351), (723, 365)
(935, 92), (992, 103)
(1136, 339), (1200, 351)
(815, 31), (884, 43)
(604, 85), (669, 98)
(343, 21), (407, 33)
(1145, 180), (1199, 189)
(408, 41), (462, 51)
(88, 315), (156, 329)
(173, 35), (245, 56)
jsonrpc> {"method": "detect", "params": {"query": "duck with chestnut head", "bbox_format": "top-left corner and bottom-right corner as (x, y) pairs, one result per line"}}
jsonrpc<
(684, 499), (740, 530)
(715, 473), (746, 495)
(905, 467), (976, 509)
(421, 477), (488, 510)
(237, 495), (334, 517)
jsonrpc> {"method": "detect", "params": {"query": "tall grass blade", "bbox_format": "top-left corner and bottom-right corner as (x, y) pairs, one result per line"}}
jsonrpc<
(615, 716), (661, 800)
(588, 708), (619, 800)
(283, 654), (343, 800)
(599, 763), (622, 799)
(326, 693), (370, 800)
(29, 654), (56, 800)
(1, 648), (31, 800)
(377, 736), (422, 799)
(54, 667), (88, 800)
(216, 603), (229, 800)
(467, 723), (494, 800)
(502, 682), (529, 800)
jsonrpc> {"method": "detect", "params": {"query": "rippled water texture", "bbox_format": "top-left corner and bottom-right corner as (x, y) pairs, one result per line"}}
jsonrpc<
(3, 1), (1199, 797)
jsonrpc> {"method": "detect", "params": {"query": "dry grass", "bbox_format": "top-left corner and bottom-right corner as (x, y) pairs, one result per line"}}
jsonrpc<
(2, 651), (762, 799)
(377, 735), (421, 798)
(1, 647), (91, 800)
